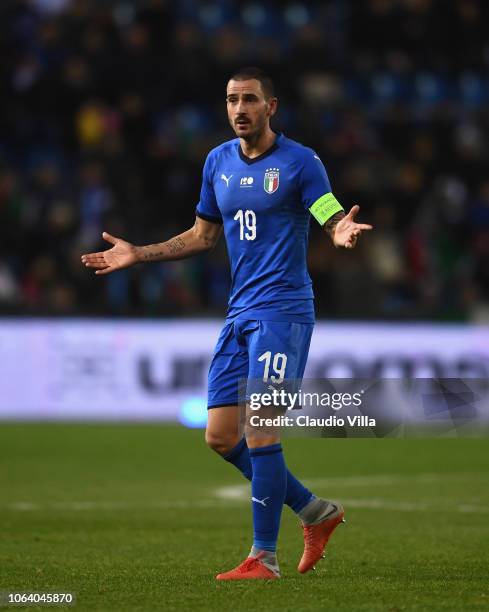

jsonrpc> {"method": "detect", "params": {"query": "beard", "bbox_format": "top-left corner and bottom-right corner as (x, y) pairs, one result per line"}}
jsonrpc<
(231, 118), (266, 142)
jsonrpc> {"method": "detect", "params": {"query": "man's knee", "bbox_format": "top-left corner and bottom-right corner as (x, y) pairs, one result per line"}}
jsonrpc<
(205, 429), (240, 456)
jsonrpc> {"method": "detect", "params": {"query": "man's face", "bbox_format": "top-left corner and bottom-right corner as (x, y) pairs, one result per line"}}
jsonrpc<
(226, 78), (277, 140)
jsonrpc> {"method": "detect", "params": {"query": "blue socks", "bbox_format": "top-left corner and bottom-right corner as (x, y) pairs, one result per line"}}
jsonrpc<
(223, 437), (313, 514)
(284, 468), (315, 513)
(249, 444), (287, 551)
(223, 438), (252, 480)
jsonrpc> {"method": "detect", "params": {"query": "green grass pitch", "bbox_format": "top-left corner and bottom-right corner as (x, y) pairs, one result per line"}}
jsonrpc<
(1, 424), (488, 611)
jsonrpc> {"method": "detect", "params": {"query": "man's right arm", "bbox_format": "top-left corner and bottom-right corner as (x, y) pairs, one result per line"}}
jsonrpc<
(137, 216), (222, 262)
(81, 216), (222, 275)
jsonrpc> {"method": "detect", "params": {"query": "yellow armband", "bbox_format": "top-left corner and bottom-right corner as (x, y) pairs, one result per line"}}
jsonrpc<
(309, 193), (344, 225)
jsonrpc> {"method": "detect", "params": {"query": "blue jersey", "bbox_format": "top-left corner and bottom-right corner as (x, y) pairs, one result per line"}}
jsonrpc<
(195, 133), (337, 323)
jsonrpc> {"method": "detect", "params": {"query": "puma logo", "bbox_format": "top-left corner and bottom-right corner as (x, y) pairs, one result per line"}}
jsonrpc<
(221, 173), (233, 187)
(251, 496), (270, 507)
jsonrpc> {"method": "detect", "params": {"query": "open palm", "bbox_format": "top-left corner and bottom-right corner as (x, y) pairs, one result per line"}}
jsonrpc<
(81, 232), (138, 275)
(333, 205), (373, 249)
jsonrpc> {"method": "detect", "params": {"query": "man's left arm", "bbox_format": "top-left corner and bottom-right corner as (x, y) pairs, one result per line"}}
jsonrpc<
(299, 151), (373, 249)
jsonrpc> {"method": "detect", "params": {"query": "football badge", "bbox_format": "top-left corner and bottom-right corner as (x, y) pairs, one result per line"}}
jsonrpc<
(264, 168), (279, 194)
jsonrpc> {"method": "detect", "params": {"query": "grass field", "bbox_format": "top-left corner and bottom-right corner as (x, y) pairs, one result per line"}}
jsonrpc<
(1, 424), (488, 611)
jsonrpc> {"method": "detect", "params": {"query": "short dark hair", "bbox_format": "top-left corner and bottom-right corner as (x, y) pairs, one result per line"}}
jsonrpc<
(229, 67), (275, 99)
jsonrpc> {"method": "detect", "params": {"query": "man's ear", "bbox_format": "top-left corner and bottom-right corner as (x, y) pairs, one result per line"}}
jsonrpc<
(267, 97), (278, 118)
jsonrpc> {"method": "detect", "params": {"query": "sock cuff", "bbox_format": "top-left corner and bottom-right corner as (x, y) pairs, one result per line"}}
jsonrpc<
(223, 437), (247, 462)
(249, 443), (282, 458)
(253, 539), (277, 552)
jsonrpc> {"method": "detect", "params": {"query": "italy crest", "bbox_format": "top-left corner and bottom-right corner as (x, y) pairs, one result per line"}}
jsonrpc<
(264, 168), (279, 194)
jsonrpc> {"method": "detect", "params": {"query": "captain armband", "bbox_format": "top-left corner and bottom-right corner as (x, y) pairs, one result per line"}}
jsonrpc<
(309, 193), (344, 225)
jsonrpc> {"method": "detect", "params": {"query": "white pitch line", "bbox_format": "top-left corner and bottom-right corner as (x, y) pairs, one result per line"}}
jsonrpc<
(3, 497), (488, 514)
(2, 473), (488, 514)
(214, 472), (486, 499)
(457, 504), (489, 513)
(3, 500), (235, 512)
(214, 488), (489, 514)
(340, 498), (429, 512)
(213, 473), (412, 498)
(214, 484), (250, 500)
(214, 472), (489, 514)
(304, 472), (487, 488)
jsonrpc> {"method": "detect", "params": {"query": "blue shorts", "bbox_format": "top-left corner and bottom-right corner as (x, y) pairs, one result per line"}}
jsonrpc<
(207, 319), (314, 409)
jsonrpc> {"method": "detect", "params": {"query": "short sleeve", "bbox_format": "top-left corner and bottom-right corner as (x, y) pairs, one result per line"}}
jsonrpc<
(195, 153), (222, 224)
(299, 151), (344, 225)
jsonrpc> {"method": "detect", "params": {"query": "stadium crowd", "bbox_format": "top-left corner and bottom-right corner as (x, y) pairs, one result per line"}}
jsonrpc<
(1, 0), (488, 320)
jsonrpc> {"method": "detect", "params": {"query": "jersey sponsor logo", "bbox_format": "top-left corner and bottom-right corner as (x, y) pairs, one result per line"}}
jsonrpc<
(240, 176), (254, 187)
(264, 168), (279, 194)
(220, 173), (233, 187)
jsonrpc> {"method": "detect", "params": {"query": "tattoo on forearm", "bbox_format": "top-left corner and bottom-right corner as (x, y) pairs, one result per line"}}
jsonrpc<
(324, 211), (345, 239)
(143, 249), (164, 260)
(141, 237), (186, 261)
(167, 236), (186, 255)
(142, 245), (162, 260)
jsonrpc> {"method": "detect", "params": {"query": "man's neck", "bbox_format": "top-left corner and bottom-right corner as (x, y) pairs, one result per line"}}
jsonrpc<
(240, 127), (277, 159)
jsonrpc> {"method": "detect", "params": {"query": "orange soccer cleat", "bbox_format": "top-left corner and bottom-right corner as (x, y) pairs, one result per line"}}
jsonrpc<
(216, 555), (279, 581)
(298, 501), (345, 574)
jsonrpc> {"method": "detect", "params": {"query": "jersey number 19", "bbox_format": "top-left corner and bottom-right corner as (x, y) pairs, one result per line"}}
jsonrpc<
(234, 209), (256, 241)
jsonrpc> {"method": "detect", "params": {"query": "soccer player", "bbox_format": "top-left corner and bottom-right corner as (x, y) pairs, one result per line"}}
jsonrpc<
(81, 67), (372, 580)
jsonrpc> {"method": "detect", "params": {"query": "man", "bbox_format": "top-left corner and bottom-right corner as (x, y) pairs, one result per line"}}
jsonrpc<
(82, 67), (372, 580)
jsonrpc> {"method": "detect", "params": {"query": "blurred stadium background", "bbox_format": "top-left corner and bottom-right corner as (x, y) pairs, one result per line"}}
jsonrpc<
(1, 2), (489, 609)
(1, 0), (489, 321)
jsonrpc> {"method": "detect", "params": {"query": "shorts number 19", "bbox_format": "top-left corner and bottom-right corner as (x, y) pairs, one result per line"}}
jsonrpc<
(258, 351), (287, 384)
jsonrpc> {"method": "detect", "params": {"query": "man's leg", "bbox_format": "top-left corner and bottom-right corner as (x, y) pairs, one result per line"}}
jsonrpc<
(206, 404), (319, 579)
(206, 407), (313, 513)
(206, 323), (280, 579)
(242, 400), (288, 572)
(245, 320), (345, 574)
(205, 408), (284, 579)
(206, 408), (344, 576)
(208, 406), (285, 580)
(205, 405), (242, 457)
